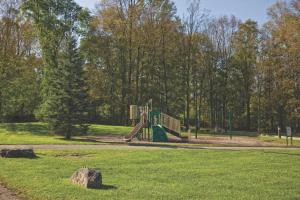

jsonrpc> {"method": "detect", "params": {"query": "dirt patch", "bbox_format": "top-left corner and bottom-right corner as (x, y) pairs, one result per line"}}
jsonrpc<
(0, 184), (22, 200)
(54, 153), (92, 159)
(86, 132), (284, 147)
(84, 134), (285, 147)
(84, 135), (125, 143)
(189, 135), (284, 147)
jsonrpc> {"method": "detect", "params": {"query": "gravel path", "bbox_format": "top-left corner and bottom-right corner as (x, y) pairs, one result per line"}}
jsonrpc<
(0, 144), (299, 151)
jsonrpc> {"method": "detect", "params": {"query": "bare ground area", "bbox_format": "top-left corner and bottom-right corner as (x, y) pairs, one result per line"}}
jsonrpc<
(0, 184), (22, 200)
(0, 143), (297, 151)
(189, 135), (284, 147)
(84, 134), (285, 147)
(0, 134), (295, 151)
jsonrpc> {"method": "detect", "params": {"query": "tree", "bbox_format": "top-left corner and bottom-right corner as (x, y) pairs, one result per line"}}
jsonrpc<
(1, 0), (298, 135)
(23, 0), (89, 139)
(81, 0), (183, 124)
(181, 0), (206, 130)
(257, 0), (300, 132)
(0, 0), (40, 122)
(232, 20), (259, 130)
(206, 16), (239, 131)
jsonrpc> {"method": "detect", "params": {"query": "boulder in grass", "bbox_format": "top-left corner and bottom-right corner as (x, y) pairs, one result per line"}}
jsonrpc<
(70, 168), (102, 189)
(0, 149), (36, 158)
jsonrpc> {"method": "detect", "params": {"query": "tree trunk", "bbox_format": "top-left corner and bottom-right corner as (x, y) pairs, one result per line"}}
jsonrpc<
(0, 91), (2, 122)
(135, 47), (141, 104)
(246, 98), (251, 130)
(65, 124), (72, 140)
(195, 91), (198, 138)
(120, 45), (127, 125)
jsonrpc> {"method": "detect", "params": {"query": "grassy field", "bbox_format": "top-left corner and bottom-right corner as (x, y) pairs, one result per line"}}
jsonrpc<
(0, 149), (299, 200)
(1, 123), (299, 147)
(0, 123), (131, 145)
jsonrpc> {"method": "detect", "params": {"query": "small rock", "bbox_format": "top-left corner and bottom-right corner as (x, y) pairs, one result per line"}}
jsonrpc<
(0, 149), (36, 158)
(70, 168), (102, 189)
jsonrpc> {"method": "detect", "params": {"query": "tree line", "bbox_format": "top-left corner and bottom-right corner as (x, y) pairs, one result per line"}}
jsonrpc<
(0, 0), (299, 138)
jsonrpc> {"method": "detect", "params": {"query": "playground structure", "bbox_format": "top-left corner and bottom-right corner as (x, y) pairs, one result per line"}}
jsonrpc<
(125, 99), (186, 142)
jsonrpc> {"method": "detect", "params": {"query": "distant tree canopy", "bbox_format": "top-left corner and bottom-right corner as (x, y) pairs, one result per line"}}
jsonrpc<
(0, 0), (299, 134)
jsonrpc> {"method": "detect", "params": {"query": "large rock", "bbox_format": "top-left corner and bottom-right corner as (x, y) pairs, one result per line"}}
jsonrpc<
(0, 149), (36, 158)
(70, 168), (102, 189)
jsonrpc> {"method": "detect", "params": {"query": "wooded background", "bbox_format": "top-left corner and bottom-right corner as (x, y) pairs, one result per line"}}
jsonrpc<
(0, 0), (299, 134)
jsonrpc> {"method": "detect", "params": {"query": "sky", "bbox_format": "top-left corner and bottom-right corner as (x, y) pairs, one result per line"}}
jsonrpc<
(75, 0), (284, 25)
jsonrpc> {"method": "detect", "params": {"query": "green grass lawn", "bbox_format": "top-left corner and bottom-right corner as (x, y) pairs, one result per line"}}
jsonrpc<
(0, 149), (299, 200)
(0, 123), (132, 145)
(1, 123), (299, 147)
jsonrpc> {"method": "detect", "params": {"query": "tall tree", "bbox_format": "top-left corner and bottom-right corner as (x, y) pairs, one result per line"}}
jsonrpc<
(232, 20), (259, 130)
(206, 16), (238, 130)
(23, 0), (89, 139)
(181, 0), (206, 130)
(0, 0), (40, 122)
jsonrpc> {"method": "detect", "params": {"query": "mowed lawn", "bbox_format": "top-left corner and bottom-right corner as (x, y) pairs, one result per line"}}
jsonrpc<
(0, 149), (300, 200)
(0, 123), (132, 145)
(1, 123), (299, 147)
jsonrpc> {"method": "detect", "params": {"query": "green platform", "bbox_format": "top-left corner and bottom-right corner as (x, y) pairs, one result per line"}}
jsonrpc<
(149, 111), (168, 143)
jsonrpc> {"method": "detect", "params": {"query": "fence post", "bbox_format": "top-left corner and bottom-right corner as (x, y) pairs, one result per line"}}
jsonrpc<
(188, 129), (191, 142)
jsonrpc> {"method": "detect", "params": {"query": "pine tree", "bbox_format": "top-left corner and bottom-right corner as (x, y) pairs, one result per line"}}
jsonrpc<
(23, 0), (89, 139)
(60, 35), (89, 139)
(40, 35), (89, 139)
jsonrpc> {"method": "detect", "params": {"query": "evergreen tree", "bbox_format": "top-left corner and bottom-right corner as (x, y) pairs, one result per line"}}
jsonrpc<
(59, 35), (89, 138)
(23, 0), (89, 139)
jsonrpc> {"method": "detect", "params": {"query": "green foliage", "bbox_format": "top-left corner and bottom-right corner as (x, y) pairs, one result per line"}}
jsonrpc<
(231, 20), (259, 129)
(23, 0), (89, 138)
(81, 0), (185, 125)
(257, 1), (300, 132)
(1, 0), (299, 134)
(0, 0), (40, 122)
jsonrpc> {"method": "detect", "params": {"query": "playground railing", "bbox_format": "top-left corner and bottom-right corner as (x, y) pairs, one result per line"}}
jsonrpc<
(161, 113), (181, 134)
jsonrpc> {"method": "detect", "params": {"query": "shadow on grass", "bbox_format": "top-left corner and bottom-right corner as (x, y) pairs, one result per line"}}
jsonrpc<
(1, 153), (40, 159)
(1, 156), (40, 160)
(98, 185), (117, 190)
(1, 123), (131, 137)
(1, 123), (50, 136)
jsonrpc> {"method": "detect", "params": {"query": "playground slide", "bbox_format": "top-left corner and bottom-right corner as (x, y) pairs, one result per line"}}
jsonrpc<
(152, 125), (168, 142)
(160, 113), (186, 139)
(124, 121), (146, 142)
(162, 126), (183, 138)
